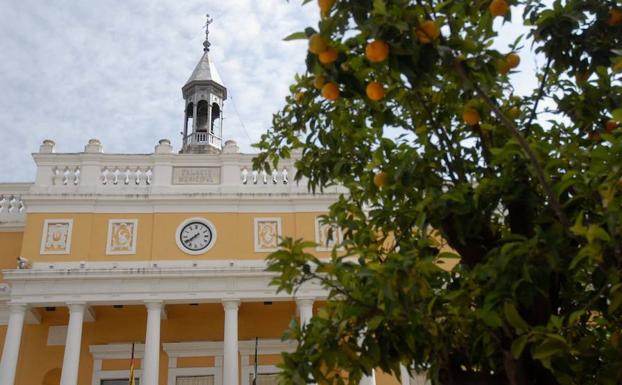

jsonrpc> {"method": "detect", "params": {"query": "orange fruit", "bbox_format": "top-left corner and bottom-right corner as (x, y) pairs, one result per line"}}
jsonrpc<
(322, 82), (340, 100)
(318, 0), (336, 16)
(508, 107), (521, 119)
(366, 82), (385, 101)
(606, 119), (619, 132)
(489, 0), (509, 18)
(416, 21), (441, 44)
(365, 40), (390, 63)
(608, 9), (622, 26)
(497, 59), (511, 75)
(373, 172), (388, 188)
(313, 76), (326, 90)
(463, 109), (481, 126)
(506, 52), (520, 68)
(309, 34), (329, 54)
(319, 47), (338, 64)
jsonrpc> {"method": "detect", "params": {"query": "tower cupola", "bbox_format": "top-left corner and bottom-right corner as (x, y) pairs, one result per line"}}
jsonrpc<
(181, 14), (227, 154)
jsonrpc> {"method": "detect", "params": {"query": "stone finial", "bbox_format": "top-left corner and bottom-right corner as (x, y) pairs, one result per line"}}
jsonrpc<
(155, 139), (173, 154)
(39, 139), (56, 153)
(84, 139), (103, 153)
(223, 140), (239, 154)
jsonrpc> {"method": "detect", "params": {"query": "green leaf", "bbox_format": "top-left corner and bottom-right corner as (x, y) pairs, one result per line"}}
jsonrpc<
(284, 31), (309, 41)
(612, 108), (622, 123)
(532, 338), (567, 360)
(373, 0), (387, 15)
(504, 302), (529, 332)
(511, 335), (529, 359)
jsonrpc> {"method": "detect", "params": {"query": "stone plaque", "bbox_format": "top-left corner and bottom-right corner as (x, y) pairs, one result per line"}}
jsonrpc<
(172, 167), (220, 185)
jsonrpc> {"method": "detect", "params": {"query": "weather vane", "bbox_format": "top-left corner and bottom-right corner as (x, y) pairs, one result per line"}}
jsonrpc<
(203, 13), (213, 52)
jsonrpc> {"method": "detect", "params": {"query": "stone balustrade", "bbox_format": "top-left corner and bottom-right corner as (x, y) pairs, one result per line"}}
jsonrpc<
(29, 139), (308, 194)
(0, 183), (30, 227)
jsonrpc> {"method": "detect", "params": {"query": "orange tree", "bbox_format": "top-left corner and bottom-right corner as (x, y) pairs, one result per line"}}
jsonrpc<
(254, 1), (622, 384)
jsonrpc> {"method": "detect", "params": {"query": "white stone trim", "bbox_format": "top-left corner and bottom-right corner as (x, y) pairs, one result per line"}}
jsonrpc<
(106, 219), (138, 255)
(163, 343), (224, 385)
(2, 260), (327, 306)
(23, 198), (338, 214)
(175, 217), (218, 255)
(39, 219), (73, 255)
(90, 343), (145, 360)
(90, 344), (144, 385)
(92, 368), (143, 385)
(253, 217), (282, 253)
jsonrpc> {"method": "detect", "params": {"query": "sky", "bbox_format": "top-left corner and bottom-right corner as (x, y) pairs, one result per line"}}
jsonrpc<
(0, 1), (539, 182)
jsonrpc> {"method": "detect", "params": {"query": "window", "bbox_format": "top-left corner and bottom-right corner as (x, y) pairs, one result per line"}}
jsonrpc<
(100, 379), (139, 385)
(249, 374), (279, 385)
(176, 376), (214, 385)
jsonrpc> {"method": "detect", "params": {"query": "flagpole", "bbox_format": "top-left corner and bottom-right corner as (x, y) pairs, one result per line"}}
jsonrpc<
(128, 343), (136, 385)
(253, 337), (258, 385)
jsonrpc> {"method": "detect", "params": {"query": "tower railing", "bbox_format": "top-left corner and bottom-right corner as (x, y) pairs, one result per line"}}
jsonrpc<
(186, 132), (223, 148)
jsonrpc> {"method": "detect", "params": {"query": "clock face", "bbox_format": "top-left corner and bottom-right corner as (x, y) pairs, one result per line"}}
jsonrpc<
(180, 222), (213, 251)
(176, 218), (217, 255)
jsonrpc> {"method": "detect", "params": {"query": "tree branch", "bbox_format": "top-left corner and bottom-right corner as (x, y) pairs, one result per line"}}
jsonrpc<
(455, 62), (570, 228)
(525, 56), (553, 132)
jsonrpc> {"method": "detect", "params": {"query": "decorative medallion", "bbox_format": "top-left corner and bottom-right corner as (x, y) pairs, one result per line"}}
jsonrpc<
(254, 218), (282, 252)
(315, 217), (343, 251)
(106, 219), (138, 255)
(176, 217), (217, 255)
(40, 219), (73, 255)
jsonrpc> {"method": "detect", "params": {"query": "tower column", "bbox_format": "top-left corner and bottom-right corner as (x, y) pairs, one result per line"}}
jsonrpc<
(142, 301), (163, 385)
(0, 304), (27, 385)
(222, 300), (240, 385)
(60, 303), (86, 385)
(183, 109), (189, 146)
(192, 102), (198, 133)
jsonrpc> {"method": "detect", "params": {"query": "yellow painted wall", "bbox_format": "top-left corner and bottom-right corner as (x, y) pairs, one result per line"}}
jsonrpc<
(0, 231), (23, 275)
(20, 212), (328, 262)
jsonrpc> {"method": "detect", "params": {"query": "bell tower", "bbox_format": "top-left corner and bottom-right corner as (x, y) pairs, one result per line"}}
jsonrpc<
(181, 14), (227, 154)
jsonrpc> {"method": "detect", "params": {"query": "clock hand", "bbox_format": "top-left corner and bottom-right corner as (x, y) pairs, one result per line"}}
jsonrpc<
(187, 232), (200, 242)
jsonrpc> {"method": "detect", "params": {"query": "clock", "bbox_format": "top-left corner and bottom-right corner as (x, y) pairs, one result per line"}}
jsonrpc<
(175, 218), (217, 255)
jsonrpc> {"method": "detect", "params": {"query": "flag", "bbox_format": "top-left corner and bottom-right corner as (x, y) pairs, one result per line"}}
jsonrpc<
(128, 343), (136, 385)
(253, 337), (258, 385)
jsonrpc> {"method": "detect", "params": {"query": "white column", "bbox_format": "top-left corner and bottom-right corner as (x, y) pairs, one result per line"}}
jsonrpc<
(59, 303), (86, 385)
(0, 304), (27, 385)
(400, 364), (411, 385)
(360, 370), (376, 385)
(142, 301), (163, 385)
(296, 298), (314, 326)
(222, 300), (240, 385)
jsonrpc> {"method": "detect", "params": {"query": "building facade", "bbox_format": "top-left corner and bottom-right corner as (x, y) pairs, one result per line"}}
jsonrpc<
(0, 20), (420, 385)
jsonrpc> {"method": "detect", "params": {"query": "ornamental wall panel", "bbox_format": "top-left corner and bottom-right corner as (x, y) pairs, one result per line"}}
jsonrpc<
(106, 219), (138, 255)
(254, 218), (282, 252)
(40, 219), (73, 255)
(314, 217), (343, 251)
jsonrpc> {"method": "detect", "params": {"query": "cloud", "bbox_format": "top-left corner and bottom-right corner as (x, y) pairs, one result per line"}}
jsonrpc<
(0, 1), (544, 182)
(0, 0), (315, 181)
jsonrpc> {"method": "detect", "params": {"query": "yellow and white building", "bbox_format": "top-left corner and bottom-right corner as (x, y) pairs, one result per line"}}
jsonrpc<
(0, 22), (416, 385)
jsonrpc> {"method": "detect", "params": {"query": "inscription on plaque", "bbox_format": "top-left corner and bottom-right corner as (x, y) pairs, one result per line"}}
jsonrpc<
(172, 167), (220, 185)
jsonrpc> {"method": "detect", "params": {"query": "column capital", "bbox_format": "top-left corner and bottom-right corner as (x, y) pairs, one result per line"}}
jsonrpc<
(7, 303), (28, 314)
(66, 302), (86, 312)
(145, 301), (163, 311)
(222, 299), (240, 311)
(295, 297), (315, 307)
